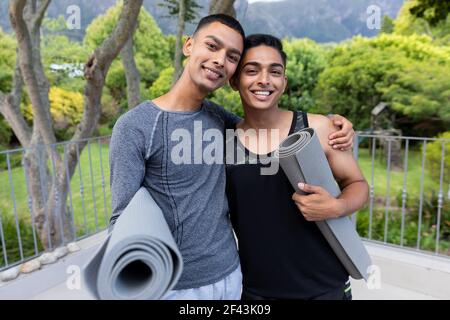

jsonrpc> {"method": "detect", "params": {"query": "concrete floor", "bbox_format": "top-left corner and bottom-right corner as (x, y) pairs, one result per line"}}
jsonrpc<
(29, 276), (438, 300)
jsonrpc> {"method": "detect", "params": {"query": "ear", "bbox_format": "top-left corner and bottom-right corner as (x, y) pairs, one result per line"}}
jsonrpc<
(283, 75), (288, 93)
(183, 36), (193, 57)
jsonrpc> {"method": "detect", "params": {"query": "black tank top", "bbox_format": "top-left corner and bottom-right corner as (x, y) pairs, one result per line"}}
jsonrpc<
(225, 111), (348, 299)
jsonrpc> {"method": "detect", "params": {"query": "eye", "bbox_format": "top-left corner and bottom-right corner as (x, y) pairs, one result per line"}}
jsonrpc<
(228, 55), (239, 63)
(271, 70), (283, 76)
(246, 69), (257, 75)
(206, 42), (217, 50)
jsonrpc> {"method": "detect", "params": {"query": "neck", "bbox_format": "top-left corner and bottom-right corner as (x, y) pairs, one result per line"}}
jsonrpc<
(153, 69), (209, 111)
(241, 104), (285, 131)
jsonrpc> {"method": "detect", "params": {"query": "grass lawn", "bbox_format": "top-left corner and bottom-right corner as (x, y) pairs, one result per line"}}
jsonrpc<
(357, 145), (444, 198)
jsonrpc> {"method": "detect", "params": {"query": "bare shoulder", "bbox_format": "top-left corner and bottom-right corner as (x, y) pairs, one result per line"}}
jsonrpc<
(307, 113), (344, 156)
(307, 113), (338, 140)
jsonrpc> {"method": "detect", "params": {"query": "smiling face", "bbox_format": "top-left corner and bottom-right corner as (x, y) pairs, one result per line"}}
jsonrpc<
(183, 21), (244, 94)
(232, 45), (287, 111)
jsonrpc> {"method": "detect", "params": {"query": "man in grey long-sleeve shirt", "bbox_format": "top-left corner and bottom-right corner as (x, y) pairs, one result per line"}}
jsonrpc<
(110, 99), (241, 292)
(109, 14), (245, 299)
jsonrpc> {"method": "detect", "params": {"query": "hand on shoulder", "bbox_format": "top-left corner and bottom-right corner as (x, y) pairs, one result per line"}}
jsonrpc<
(306, 113), (339, 154)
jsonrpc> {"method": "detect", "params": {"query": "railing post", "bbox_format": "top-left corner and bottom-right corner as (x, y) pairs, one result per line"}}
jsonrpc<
(400, 139), (409, 247)
(98, 137), (109, 227)
(417, 141), (427, 250)
(22, 149), (39, 257)
(0, 205), (8, 267)
(351, 134), (359, 227)
(383, 139), (392, 244)
(7, 152), (24, 261)
(63, 144), (76, 241)
(87, 141), (99, 232)
(368, 137), (376, 240)
(37, 144), (52, 251)
(435, 141), (446, 255)
(76, 143), (88, 236)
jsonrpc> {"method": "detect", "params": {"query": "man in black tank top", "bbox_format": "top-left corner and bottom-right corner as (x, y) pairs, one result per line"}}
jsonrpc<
(225, 34), (369, 300)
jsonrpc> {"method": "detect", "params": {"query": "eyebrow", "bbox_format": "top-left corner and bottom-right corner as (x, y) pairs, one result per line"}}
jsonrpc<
(242, 61), (285, 69)
(205, 35), (242, 56)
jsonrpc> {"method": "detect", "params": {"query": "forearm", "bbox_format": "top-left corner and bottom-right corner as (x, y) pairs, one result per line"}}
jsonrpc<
(335, 180), (369, 217)
(109, 119), (146, 231)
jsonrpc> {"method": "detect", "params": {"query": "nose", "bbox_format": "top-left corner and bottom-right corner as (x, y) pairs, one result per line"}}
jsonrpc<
(212, 50), (226, 69)
(257, 70), (270, 87)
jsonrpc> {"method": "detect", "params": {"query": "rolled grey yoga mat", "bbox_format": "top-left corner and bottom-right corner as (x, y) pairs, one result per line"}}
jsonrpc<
(274, 128), (371, 280)
(83, 187), (183, 299)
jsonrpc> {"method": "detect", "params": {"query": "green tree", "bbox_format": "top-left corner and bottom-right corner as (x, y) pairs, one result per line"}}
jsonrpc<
(210, 86), (243, 117)
(42, 32), (90, 93)
(0, 28), (16, 93)
(85, 3), (170, 107)
(313, 34), (450, 136)
(149, 66), (174, 99)
(395, 0), (450, 45)
(409, 0), (450, 26)
(381, 61), (450, 134)
(381, 15), (395, 34)
(2, 0), (143, 250)
(0, 118), (12, 146)
(427, 131), (450, 181)
(23, 87), (85, 140)
(0, 28), (16, 147)
(41, 15), (67, 36)
(159, 0), (202, 84)
(280, 38), (328, 112)
(158, 0), (201, 22)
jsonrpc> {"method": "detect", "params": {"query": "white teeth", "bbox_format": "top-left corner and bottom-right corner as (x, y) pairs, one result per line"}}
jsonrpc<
(253, 91), (271, 96)
(205, 68), (221, 77)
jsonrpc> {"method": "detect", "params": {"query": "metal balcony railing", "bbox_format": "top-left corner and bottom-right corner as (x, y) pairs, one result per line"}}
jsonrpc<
(353, 133), (450, 257)
(0, 136), (111, 272)
(0, 132), (449, 274)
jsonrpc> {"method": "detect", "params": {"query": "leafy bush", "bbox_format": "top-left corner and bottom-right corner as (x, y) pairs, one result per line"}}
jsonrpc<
(23, 87), (84, 141)
(99, 90), (121, 129)
(0, 28), (15, 93)
(210, 85), (243, 117)
(357, 190), (450, 255)
(148, 67), (174, 99)
(84, 3), (170, 108)
(42, 34), (89, 92)
(0, 145), (21, 171)
(394, 0), (450, 46)
(427, 131), (450, 181)
(0, 117), (12, 146)
(95, 124), (113, 137)
(0, 210), (43, 268)
(280, 38), (328, 112)
(313, 34), (450, 136)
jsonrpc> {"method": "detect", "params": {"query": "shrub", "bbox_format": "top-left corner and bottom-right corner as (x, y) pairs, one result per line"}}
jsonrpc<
(0, 210), (43, 268)
(427, 131), (450, 181)
(23, 87), (84, 141)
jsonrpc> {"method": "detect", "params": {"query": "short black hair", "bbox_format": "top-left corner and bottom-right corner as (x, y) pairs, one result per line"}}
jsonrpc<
(243, 34), (287, 67)
(194, 14), (245, 41)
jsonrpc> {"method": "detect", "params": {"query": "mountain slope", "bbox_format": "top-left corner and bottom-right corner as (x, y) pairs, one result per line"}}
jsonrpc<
(0, 0), (404, 43)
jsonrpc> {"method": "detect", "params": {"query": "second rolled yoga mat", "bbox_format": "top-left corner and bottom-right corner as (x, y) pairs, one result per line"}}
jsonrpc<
(275, 127), (372, 280)
(83, 187), (183, 299)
